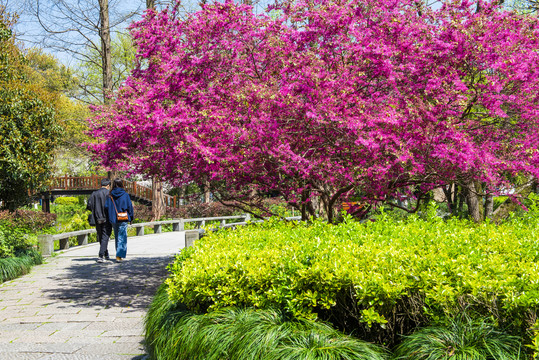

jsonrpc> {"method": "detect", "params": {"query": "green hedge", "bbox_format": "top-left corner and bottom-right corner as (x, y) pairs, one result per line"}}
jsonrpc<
(166, 214), (539, 346)
(0, 248), (42, 283)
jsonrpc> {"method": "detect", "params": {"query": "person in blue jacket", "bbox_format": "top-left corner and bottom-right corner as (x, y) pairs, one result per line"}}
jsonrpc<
(105, 179), (134, 262)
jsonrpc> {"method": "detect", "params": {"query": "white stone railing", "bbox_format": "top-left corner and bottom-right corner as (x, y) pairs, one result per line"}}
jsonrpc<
(37, 214), (253, 256)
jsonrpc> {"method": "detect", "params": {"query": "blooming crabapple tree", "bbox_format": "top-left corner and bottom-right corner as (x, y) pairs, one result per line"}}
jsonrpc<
(89, 0), (539, 222)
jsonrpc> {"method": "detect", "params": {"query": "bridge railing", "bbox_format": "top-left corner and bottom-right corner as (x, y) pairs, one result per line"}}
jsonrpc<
(48, 175), (181, 208)
(52, 175), (102, 190)
(37, 214), (260, 256)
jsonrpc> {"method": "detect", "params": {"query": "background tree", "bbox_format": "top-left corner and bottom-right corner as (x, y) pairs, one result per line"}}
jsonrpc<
(0, 11), (61, 210)
(76, 32), (136, 104)
(24, 48), (95, 175)
(29, 0), (139, 104)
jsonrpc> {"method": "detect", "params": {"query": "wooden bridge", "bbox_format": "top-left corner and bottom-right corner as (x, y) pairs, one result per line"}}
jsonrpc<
(39, 175), (180, 212)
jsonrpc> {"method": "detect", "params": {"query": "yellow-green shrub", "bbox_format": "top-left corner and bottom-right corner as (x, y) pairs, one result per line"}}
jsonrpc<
(53, 196), (79, 206)
(166, 214), (539, 346)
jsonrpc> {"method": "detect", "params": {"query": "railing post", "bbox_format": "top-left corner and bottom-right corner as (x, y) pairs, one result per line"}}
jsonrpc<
(154, 224), (162, 234)
(64, 174), (68, 190)
(38, 235), (54, 256)
(136, 225), (144, 236)
(185, 230), (199, 248)
(59, 237), (70, 250)
(196, 220), (205, 228)
(172, 220), (181, 231)
(220, 220), (226, 227)
(77, 234), (88, 246)
(244, 213), (251, 222)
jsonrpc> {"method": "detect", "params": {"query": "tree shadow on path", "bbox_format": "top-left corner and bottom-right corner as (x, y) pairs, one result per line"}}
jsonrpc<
(41, 256), (174, 310)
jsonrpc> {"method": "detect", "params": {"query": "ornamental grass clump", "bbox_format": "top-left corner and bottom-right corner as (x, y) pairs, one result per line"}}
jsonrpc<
(145, 284), (388, 360)
(392, 314), (524, 360)
(0, 248), (42, 283)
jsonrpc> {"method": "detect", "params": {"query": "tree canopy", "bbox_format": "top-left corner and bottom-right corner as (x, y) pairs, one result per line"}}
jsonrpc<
(0, 13), (61, 210)
(90, 0), (539, 221)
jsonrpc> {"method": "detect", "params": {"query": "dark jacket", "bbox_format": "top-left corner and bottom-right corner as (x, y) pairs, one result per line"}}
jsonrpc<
(105, 187), (134, 224)
(87, 187), (110, 224)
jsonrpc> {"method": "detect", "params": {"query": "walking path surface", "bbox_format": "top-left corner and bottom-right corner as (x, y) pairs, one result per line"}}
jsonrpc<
(0, 231), (187, 359)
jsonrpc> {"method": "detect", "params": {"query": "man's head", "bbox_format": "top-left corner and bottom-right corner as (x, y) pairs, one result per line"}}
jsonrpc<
(101, 179), (111, 188)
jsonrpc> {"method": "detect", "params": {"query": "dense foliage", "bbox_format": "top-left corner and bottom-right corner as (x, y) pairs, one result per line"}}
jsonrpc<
(90, 0), (539, 221)
(0, 209), (56, 232)
(165, 212), (539, 347)
(0, 16), (61, 210)
(0, 209), (55, 258)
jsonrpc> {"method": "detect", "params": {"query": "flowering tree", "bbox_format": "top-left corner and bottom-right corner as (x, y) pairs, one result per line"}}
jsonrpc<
(89, 0), (539, 222)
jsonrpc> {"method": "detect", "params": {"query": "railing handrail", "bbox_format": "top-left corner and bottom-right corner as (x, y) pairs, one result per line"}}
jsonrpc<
(49, 229), (96, 240)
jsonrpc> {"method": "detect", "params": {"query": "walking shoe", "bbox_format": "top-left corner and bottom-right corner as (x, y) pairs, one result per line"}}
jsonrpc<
(115, 257), (122, 262)
(104, 256), (111, 261)
(96, 258), (105, 263)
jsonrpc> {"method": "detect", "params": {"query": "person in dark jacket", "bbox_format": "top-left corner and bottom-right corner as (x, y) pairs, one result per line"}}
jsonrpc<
(87, 179), (112, 263)
(105, 179), (134, 262)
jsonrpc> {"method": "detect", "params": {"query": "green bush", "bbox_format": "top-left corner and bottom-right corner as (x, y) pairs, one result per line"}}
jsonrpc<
(145, 284), (387, 360)
(0, 224), (34, 258)
(166, 214), (539, 346)
(0, 209), (56, 231)
(51, 197), (92, 234)
(53, 196), (79, 206)
(0, 248), (42, 283)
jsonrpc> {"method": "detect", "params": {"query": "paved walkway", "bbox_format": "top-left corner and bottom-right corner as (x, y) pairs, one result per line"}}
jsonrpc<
(0, 231), (187, 359)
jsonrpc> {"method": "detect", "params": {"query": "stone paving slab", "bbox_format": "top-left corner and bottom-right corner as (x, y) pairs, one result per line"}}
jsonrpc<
(0, 232), (185, 359)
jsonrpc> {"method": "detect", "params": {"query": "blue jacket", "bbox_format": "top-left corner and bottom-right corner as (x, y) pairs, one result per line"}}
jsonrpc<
(105, 187), (134, 224)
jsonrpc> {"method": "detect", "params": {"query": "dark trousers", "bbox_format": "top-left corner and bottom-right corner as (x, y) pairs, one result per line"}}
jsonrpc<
(96, 222), (112, 258)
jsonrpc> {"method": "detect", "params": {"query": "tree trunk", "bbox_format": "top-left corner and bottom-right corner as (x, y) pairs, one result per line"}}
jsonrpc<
(465, 181), (482, 222)
(204, 179), (211, 203)
(145, 0), (164, 221)
(98, 0), (112, 104)
(107, 170), (118, 183)
(484, 185), (494, 220)
(457, 188), (465, 217)
(442, 184), (454, 216)
(151, 177), (165, 221)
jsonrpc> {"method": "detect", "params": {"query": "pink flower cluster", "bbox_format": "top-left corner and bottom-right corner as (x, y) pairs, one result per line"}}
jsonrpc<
(89, 0), (539, 220)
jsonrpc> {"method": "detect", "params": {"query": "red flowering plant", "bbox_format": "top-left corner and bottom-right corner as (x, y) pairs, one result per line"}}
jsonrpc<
(89, 0), (539, 222)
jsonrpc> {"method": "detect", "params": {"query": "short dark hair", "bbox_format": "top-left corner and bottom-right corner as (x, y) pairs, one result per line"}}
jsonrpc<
(113, 179), (124, 189)
(101, 179), (111, 187)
